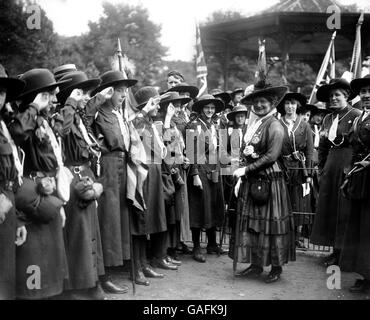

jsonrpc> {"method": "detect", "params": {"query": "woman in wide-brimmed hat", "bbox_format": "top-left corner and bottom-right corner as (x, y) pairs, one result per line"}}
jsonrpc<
(277, 92), (314, 248)
(310, 78), (361, 266)
(230, 83), (296, 283)
(339, 74), (370, 293)
(87, 70), (142, 291)
(210, 88), (233, 129)
(0, 64), (27, 300)
(231, 87), (244, 107)
(9, 68), (70, 300)
(55, 70), (113, 299)
(185, 94), (225, 263)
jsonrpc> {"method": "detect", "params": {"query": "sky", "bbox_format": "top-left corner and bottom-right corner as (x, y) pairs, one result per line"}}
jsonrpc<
(36, 0), (369, 61)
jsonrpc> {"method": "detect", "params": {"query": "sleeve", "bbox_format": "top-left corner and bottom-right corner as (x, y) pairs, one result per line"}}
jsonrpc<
(60, 97), (78, 136)
(304, 122), (314, 177)
(86, 93), (106, 127)
(9, 104), (39, 145)
(244, 120), (284, 175)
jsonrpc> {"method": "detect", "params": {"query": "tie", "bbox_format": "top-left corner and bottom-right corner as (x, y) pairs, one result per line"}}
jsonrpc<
(328, 114), (339, 142)
(112, 108), (130, 151)
(1, 121), (24, 185)
(314, 125), (320, 148)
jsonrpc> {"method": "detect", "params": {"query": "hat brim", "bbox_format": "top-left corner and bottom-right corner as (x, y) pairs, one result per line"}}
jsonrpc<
(91, 78), (138, 97)
(231, 89), (244, 97)
(241, 86), (289, 107)
(316, 82), (355, 102)
(277, 92), (307, 114)
(57, 78), (101, 103)
(227, 109), (249, 121)
(214, 92), (232, 104)
(351, 78), (370, 96)
(297, 104), (317, 114)
(18, 79), (72, 100)
(192, 98), (225, 113)
(0, 78), (26, 102)
(166, 85), (199, 99)
(159, 96), (191, 108)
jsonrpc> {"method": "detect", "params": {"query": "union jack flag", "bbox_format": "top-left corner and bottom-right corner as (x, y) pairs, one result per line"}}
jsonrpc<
(196, 23), (208, 97)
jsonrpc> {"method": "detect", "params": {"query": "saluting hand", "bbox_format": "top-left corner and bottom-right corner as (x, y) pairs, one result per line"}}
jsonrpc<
(142, 97), (160, 114)
(33, 92), (50, 112)
(99, 87), (114, 100)
(69, 88), (83, 102)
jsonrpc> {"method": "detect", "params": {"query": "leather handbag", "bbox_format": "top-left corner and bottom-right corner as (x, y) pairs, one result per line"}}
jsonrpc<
(249, 173), (271, 205)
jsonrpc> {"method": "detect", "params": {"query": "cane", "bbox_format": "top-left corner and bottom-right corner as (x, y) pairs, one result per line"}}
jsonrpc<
(232, 178), (241, 276)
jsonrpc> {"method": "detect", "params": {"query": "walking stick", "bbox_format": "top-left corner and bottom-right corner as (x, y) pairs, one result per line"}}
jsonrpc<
(232, 178), (241, 276)
(219, 174), (233, 255)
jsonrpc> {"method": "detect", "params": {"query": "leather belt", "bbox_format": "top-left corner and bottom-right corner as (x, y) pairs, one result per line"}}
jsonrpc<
(0, 180), (15, 191)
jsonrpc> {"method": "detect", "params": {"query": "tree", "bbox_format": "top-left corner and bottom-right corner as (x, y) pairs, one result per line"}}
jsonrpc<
(80, 2), (167, 85)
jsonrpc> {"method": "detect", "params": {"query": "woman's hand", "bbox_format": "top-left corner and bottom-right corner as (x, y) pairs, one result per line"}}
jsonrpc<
(33, 92), (50, 112)
(69, 88), (83, 102)
(243, 145), (254, 156)
(15, 226), (27, 246)
(306, 177), (313, 184)
(166, 103), (176, 119)
(142, 97), (160, 114)
(193, 175), (203, 190)
(60, 207), (66, 228)
(233, 167), (246, 179)
(99, 87), (114, 100)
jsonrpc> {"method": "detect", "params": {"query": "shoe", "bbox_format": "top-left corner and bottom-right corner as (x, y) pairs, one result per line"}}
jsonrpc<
(142, 266), (164, 278)
(87, 284), (108, 300)
(349, 279), (370, 293)
(193, 247), (206, 263)
(207, 244), (227, 255)
(100, 279), (128, 294)
(324, 256), (339, 267)
(134, 270), (150, 286)
(265, 269), (282, 283)
(180, 243), (192, 255)
(235, 265), (263, 277)
(166, 256), (182, 266)
(151, 258), (178, 270)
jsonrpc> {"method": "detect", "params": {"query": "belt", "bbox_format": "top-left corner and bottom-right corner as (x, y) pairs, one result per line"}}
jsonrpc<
(105, 150), (126, 158)
(0, 180), (15, 191)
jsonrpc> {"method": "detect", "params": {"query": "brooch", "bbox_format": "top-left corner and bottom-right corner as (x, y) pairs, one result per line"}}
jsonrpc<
(251, 135), (260, 144)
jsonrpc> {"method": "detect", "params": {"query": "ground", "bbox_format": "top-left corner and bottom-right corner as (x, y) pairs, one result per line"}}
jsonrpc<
(105, 248), (370, 301)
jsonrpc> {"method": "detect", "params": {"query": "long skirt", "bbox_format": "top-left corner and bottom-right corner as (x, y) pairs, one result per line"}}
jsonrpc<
(339, 169), (370, 279)
(229, 165), (295, 267)
(98, 153), (130, 265)
(0, 189), (16, 300)
(187, 165), (225, 229)
(311, 147), (353, 248)
(64, 167), (105, 290)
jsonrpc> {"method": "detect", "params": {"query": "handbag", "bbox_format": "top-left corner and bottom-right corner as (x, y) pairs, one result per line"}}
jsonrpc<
(249, 173), (271, 205)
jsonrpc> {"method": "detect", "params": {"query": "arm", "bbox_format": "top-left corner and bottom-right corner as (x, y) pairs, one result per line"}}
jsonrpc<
(9, 104), (39, 145)
(60, 97), (78, 136)
(85, 93), (106, 127)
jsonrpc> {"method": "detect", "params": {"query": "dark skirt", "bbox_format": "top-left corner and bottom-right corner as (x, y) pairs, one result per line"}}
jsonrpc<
(131, 163), (167, 236)
(97, 153), (130, 265)
(0, 190), (16, 300)
(229, 164), (295, 267)
(187, 165), (225, 229)
(311, 147), (353, 248)
(284, 159), (313, 226)
(339, 169), (370, 279)
(64, 167), (105, 290)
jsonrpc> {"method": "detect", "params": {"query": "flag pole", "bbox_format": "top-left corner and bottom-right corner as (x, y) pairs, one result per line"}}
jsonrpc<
(350, 11), (364, 80)
(116, 37), (136, 295)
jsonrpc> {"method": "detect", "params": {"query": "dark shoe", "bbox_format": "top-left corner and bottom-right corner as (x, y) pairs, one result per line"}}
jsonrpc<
(134, 270), (150, 286)
(265, 267), (282, 283)
(142, 266), (164, 278)
(166, 256), (182, 266)
(235, 265), (263, 277)
(151, 258), (178, 270)
(101, 280), (128, 294)
(207, 244), (227, 255)
(180, 243), (192, 255)
(193, 247), (206, 263)
(349, 279), (370, 293)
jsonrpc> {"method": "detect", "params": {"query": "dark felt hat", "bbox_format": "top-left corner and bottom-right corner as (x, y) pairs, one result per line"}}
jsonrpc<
(231, 87), (244, 97)
(134, 86), (159, 109)
(159, 91), (191, 107)
(277, 92), (307, 115)
(226, 105), (249, 121)
(91, 70), (138, 97)
(297, 103), (318, 115)
(312, 102), (332, 115)
(316, 78), (355, 102)
(0, 64), (25, 102)
(210, 88), (232, 104)
(18, 68), (70, 101)
(53, 64), (77, 81)
(56, 71), (101, 104)
(166, 82), (199, 99)
(241, 84), (289, 109)
(350, 74), (370, 96)
(192, 94), (225, 113)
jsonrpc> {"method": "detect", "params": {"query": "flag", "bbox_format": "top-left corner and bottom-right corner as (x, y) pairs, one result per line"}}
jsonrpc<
(196, 22), (208, 97)
(308, 31), (336, 104)
(112, 38), (148, 212)
(349, 11), (364, 80)
(255, 39), (267, 84)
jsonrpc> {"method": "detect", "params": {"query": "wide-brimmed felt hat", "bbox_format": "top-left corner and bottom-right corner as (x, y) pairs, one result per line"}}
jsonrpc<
(91, 70), (138, 97)
(57, 71), (101, 104)
(297, 103), (317, 114)
(226, 105), (249, 121)
(316, 78), (355, 102)
(53, 64), (77, 81)
(311, 102), (332, 116)
(166, 82), (199, 99)
(134, 86), (159, 110)
(210, 89), (232, 105)
(277, 92), (307, 115)
(241, 85), (289, 109)
(0, 64), (26, 102)
(159, 91), (191, 108)
(18, 68), (71, 101)
(231, 87), (244, 97)
(192, 94), (225, 113)
(350, 74), (370, 96)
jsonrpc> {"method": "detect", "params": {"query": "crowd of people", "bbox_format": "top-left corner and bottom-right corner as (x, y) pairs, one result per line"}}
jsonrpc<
(1, 61), (370, 300)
